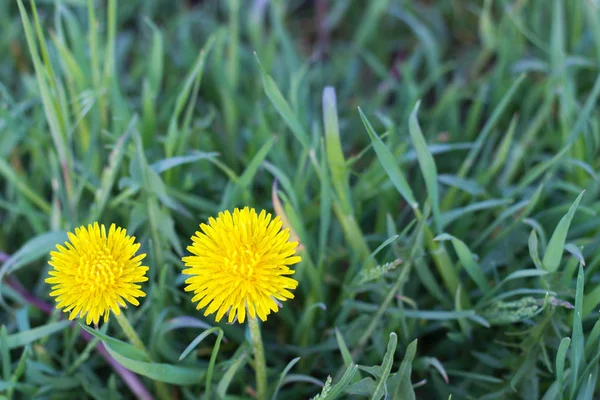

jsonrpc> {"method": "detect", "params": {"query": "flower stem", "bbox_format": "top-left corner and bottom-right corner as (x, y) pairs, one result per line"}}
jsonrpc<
(114, 311), (171, 400)
(114, 311), (148, 357)
(248, 317), (267, 400)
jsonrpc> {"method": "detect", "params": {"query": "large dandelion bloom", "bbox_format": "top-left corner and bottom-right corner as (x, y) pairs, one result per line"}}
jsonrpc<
(46, 223), (148, 325)
(182, 207), (300, 323)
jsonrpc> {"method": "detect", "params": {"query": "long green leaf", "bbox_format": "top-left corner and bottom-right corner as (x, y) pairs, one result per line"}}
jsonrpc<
(570, 265), (585, 399)
(7, 321), (70, 349)
(165, 34), (216, 158)
(82, 325), (205, 385)
(335, 328), (353, 367)
(370, 332), (398, 400)
(409, 101), (441, 232)
(323, 87), (352, 214)
(255, 53), (310, 149)
(359, 107), (417, 208)
(0, 231), (68, 297)
(555, 337), (570, 391)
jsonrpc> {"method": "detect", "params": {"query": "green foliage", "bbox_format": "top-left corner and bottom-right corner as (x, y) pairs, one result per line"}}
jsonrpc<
(2, 0), (600, 398)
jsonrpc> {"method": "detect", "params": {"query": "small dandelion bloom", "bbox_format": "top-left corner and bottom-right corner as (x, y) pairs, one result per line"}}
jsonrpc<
(182, 207), (300, 323)
(46, 223), (149, 325)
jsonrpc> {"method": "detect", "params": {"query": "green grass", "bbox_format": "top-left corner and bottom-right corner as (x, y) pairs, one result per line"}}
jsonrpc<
(2, 0), (600, 398)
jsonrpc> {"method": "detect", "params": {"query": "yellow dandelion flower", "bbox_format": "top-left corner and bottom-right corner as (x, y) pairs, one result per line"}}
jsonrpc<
(182, 207), (300, 323)
(46, 223), (149, 325)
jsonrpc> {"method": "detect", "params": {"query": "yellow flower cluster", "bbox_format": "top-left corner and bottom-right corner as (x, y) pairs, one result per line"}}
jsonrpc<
(47, 208), (300, 325)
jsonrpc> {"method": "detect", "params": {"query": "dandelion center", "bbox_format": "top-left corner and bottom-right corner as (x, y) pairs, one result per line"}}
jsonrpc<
(77, 250), (117, 288)
(182, 207), (301, 323)
(225, 245), (261, 278)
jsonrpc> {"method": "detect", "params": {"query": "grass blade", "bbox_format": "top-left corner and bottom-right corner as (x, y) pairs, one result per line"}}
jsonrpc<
(391, 339), (417, 400)
(255, 53), (310, 149)
(359, 107), (417, 209)
(82, 325), (205, 385)
(409, 101), (441, 232)
(570, 264), (585, 399)
(435, 233), (490, 293)
(370, 332), (397, 400)
(323, 87), (352, 214)
(542, 191), (584, 272)
(556, 337), (570, 392)
(7, 321), (70, 349)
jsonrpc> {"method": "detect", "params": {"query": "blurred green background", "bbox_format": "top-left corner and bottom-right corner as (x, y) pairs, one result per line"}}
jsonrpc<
(3, 0), (600, 399)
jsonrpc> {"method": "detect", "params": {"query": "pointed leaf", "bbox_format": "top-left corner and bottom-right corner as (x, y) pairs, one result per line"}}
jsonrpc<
(409, 102), (441, 232)
(82, 325), (205, 385)
(359, 107), (417, 208)
(543, 191), (584, 272)
(392, 339), (418, 400)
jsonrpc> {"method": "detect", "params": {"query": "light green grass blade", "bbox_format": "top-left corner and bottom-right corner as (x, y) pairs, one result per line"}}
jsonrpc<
(164, 33), (216, 158)
(6, 321), (70, 349)
(570, 265), (585, 399)
(255, 53), (310, 150)
(435, 233), (489, 293)
(17, 0), (70, 171)
(370, 332), (397, 400)
(542, 191), (584, 272)
(335, 328), (353, 367)
(179, 327), (222, 361)
(319, 140), (333, 262)
(323, 87), (352, 214)
(409, 101), (441, 232)
(216, 350), (248, 398)
(359, 107), (417, 209)
(89, 116), (136, 222)
(272, 357), (301, 400)
(83, 325), (206, 385)
(556, 337), (570, 392)
(205, 328), (224, 398)
(316, 365), (358, 400)
(391, 339), (417, 400)
(0, 231), (68, 295)
(237, 136), (275, 190)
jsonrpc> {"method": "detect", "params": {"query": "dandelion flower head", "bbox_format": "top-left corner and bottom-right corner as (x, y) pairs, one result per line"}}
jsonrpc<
(46, 223), (148, 325)
(182, 207), (300, 323)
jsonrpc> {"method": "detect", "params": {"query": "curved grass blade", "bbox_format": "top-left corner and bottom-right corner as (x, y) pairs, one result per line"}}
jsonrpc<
(82, 325), (206, 385)
(255, 53), (309, 149)
(435, 233), (489, 293)
(179, 327), (223, 361)
(359, 107), (417, 208)
(271, 357), (301, 400)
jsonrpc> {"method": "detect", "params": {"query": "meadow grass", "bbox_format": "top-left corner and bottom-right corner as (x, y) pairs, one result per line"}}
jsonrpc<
(2, 0), (600, 398)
